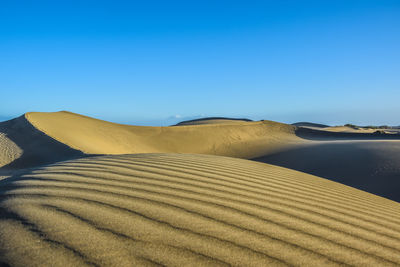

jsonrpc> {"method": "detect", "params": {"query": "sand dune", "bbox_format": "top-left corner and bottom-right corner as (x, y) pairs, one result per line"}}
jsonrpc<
(2, 112), (400, 198)
(2, 111), (400, 202)
(25, 111), (300, 158)
(2, 153), (400, 266)
(1, 112), (400, 266)
(322, 126), (376, 133)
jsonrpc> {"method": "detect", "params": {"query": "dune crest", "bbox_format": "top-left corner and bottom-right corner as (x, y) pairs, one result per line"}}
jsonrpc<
(1, 153), (400, 266)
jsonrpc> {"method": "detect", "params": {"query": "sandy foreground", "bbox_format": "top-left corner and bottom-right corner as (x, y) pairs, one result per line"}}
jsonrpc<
(1, 111), (400, 266)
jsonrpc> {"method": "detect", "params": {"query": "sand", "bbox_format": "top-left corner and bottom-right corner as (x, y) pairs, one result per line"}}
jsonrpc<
(1, 111), (400, 266)
(2, 153), (400, 266)
(322, 126), (376, 133)
(0, 115), (83, 170)
(255, 140), (400, 202)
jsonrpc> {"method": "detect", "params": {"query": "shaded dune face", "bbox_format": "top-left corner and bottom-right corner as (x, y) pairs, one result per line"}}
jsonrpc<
(0, 115), (84, 170)
(0, 132), (22, 168)
(1, 154), (400, 266)
(254, 141), (400, 202)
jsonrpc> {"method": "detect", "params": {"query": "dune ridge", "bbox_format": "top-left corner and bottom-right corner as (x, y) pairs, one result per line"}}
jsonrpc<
(1, 153), (400, 266)
(25, 111), (300, 158)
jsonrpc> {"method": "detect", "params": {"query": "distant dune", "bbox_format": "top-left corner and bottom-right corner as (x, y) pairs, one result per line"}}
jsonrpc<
(2, 153), (400, 266)
(292, 122), (329, 128)
(175, 117), (252, 126)
(322, 126), (376, 133)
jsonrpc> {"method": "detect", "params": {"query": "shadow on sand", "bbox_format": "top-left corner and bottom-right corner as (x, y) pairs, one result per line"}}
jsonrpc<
(254, 128), (400, 202)
(0, 115), (85, 172)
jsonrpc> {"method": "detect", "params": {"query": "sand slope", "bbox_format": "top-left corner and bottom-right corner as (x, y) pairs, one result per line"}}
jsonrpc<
(0, 133), (22, 169)
(1, 153), (400, 266)
(25, 111), (300, 158)
(0, 115), (83, 170)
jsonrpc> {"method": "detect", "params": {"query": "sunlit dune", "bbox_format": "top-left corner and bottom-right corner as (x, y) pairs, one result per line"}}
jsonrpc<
(25, 111), (301, 158)
(322, 126), (376, 133)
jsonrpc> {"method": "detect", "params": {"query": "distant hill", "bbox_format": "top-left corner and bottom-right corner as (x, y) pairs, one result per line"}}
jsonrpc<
(175, 117), (253, 126)
(292, 122), (329, 128)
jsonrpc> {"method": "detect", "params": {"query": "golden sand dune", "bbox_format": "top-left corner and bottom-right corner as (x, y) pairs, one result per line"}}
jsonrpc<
(1, 153), (400, 266)
(25, 111), (300, 157)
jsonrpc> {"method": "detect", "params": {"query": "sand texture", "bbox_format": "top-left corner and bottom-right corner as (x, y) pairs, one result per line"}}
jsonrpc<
(0, 133), (22, 169)
(2, 153), (400, 266)
(0, 115), (83, 170)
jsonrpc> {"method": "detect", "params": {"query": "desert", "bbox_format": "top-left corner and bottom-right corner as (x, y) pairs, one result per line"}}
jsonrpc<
(2, 1), (399, 266)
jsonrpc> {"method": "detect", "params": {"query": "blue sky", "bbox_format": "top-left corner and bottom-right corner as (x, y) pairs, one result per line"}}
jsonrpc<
(1, 0), (399, 125)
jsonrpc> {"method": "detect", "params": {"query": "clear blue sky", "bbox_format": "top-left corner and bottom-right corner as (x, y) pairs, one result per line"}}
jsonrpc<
(1, 0), (399, 125)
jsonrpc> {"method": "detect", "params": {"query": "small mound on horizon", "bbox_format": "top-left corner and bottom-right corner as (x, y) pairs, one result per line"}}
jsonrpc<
(175, 117), (253, 126)
(1, 153), (400, 266)
(322, 126), (376, 133)
(292, 122), (329, 128)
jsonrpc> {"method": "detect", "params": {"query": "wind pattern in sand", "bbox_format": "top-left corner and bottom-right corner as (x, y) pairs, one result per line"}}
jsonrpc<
(1, 153), (400, 266)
